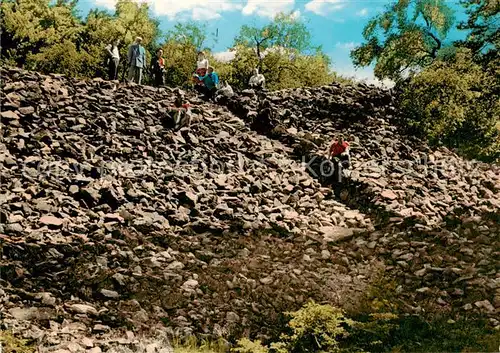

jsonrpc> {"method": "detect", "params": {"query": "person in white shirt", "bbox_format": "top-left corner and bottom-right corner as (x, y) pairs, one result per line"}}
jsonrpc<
(105, 39), (120, 81)
(193, 51), (209, 91)
(196, 51), (209, 76)
(215, 81), (234, 102)
(248, 68), (265, 89)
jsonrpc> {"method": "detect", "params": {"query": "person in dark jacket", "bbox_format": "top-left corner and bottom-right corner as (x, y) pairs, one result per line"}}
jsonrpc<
(151, 48), (165, 86)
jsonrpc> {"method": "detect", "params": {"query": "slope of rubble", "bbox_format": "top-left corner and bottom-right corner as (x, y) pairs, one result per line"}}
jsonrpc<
(0, 67), (499, 351)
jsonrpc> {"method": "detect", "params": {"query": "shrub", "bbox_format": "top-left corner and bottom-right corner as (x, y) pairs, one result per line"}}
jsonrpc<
(233, 301), (352, 353)
(399, 48), (500, 162)
(233, 338), (269, 353)
(0, 331), (35, 353)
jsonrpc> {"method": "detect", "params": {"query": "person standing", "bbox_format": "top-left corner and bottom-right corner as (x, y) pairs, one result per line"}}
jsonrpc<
(127, 37), (146, 84)
(105, 38), (120, 81)
(196, 51), (209, 76)
(151, 48), (165, 87)
(193, 51), (209, 90)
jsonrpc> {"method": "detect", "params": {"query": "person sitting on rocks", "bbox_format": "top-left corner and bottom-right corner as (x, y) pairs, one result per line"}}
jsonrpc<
(215, 81), (234, 102)
(164, 91), (192, 131)
(248, 68), (265, 90)
(194, 66), (219, 101)
(251, 98), (276, 134)
(328, 136), (351, 183)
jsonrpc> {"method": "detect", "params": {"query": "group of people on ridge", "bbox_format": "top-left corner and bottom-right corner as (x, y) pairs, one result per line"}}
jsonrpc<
(105, 39), (266, 97)
(106, 36), (162, 86)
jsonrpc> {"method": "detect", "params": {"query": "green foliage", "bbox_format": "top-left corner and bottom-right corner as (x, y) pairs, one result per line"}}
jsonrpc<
(351, 0), (455, 81)
(160, 21), (217, 87)
(161, 40), (196, 87)
(0, 331), (35, 353)
(346, 313), (400, 351)
(400, 48), (500, 162)
(165, 21), (210, 52)
(234, 11), (315, 65)
(1, 0), (83, 70)
(233, 301), (352, 353)
(210, 45), (334, 91)
(457, 0), (499, 58)
(172, 336), (228, 353)
(279, 301), (352, 352)
(233, 338), (269, 353)
(352, 0), (498, 162)
(1, 3), (334, 90)
(0, 0), (159, 78)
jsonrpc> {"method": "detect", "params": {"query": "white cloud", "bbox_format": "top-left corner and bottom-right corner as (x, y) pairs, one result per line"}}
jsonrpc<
(242, 0), (295, 18)
(213, 46), (296, 64)
(152, 0), (241, 19)
(305, 0), (345, 16)
(192, 7), (221, 20)
(356, 8), (369, 16)
(91, 0), (241, 20)
(213, 50), (236, 62)
(93, 0), (115, 9)
(335, 41), (359, 50)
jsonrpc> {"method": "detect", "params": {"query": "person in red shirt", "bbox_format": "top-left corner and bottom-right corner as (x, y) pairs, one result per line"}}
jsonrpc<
(165, 92), (192, 131)
(329, 136), (350, 163)
(328, 136), (351, 183)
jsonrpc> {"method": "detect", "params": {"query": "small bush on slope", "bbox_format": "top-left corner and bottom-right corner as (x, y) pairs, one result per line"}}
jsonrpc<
(0, 331), (35, 353)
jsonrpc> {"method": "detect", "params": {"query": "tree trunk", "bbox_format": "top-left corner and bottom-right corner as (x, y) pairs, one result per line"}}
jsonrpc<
(256, 43), (263, 71)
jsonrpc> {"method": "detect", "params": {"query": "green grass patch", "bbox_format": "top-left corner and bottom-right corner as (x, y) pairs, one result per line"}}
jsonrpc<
(0, 331), (35, 353)
(172, 336), (228, 353)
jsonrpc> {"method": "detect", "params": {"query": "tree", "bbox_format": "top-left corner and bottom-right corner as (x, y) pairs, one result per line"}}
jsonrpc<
(233, 11), (314, 69)
(210, 45), (334, 91)
(1, 0), (84, 72)
(160, 21), (216, 87)
(165, 21), (209, 52)
(230, 12), (329, 88)
(457, 0), (499, 61)
(351, 0), (455, 81)
(111, 0), (160, 81)
(400, 48), (499, 162)
(0, 0), (160, 79)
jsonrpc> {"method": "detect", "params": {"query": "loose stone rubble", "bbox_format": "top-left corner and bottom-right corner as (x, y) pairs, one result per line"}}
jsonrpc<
(0, 67), (498, 350)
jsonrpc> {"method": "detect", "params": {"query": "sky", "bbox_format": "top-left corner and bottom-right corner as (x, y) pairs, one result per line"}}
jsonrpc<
(76, 0), (466, 85)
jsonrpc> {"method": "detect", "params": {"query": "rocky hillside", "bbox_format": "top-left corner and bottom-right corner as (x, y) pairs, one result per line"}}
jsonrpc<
(1, 67), (499, 352)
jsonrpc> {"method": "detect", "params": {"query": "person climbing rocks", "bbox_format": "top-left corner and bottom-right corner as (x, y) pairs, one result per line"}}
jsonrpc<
(248, 68), (265, 90)
(151, 48), (165, 87)
(105, 38), (120, 81)
(328, 136), (350, 183)
(251, 98), (276, 134)
(165, 91), (192, 131)
(127, 37), (146, 85)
